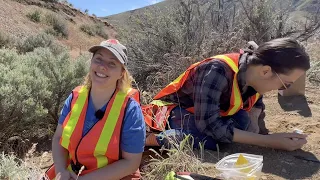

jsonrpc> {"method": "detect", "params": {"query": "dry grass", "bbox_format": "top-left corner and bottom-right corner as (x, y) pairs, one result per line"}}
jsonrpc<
(142, 135), (208, 180)
(0, 144), (43, 180)
(306, 39), (320, 85)
(139, 99), (217, 180)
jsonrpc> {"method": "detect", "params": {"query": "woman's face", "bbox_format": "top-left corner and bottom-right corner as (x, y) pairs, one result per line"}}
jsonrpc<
(251, 66), (305, 94)
(89, 48), (123, 89)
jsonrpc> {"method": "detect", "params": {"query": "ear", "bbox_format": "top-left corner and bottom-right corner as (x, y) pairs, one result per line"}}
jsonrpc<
(121, 68), (125, 78)
(260, 65), (273, 78)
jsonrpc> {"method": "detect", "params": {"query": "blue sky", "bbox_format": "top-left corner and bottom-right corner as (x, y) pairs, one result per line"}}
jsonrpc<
(67, 0), (164, 17)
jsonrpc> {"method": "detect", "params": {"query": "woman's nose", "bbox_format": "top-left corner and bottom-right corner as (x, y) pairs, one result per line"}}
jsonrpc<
(99, 64), (107, 71)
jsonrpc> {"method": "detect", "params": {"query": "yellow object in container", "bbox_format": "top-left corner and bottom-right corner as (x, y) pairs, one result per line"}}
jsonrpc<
(235, 154), (256, 180)
(235, 154), (251, 173)
(236, 154), (249, 166)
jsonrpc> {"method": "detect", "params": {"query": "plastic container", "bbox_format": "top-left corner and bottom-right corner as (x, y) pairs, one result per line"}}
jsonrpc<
(215, 153), (263, 180)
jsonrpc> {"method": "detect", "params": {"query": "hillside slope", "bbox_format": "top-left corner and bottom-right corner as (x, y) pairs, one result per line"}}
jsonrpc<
(103, 0), (318, 29)
(0, 0), (115, 57)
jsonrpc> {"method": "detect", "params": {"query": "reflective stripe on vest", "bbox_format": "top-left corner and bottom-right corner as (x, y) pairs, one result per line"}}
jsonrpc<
(60, 86), (88, 149)
(213, 54), (242, 115)
(45, 86), (137, 179)
(94, 87), (129, 168)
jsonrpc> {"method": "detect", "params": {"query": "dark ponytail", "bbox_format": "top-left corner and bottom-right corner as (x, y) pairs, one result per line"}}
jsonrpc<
(247, 38), (310, 74)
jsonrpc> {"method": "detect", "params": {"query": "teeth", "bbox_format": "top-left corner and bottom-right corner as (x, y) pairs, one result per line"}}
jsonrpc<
(96, 72), (107, 78)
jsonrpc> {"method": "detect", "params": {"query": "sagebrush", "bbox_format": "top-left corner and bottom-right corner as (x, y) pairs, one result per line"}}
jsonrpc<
(44, 13), (69, 38)
(0, 152), (42, 180)
(26, 10), (41, 23)
(80, 23), (109, 39)
(0, 33), (89, 155)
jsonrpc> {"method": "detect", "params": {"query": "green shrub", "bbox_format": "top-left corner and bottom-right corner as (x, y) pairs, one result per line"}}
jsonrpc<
(80, 23), (109, 39)
(29, 47), (89, 123)
(0, 48), (50, 143)
(26, 10), (41, 22)
(45, 28), (58, 37)
(0, 32), (11, 48)
(95, 24), (109, 39)
(17, 33), (54, 53)
(0, 44), (88, 148)
(0, 32), (15, 49)
(53, 18), (69, 38)
(80, 24), (96, 36)
(44, 13), (56, 25)
(44, 13), (69, 38)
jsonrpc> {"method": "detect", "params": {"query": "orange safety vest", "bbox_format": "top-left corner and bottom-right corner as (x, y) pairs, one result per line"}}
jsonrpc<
(44, 86), (140, 179)
(142, 53), (260, 131)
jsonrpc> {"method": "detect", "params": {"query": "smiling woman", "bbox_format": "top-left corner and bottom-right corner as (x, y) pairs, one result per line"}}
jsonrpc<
(44, 39), (145, 180)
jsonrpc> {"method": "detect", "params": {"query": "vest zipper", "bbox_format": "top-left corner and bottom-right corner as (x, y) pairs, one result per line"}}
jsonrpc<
(74, 121), (99, 165)
(74, 89), (116, 167)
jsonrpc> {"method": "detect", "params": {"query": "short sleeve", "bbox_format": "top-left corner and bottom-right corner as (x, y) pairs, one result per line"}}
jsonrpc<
(58, 93), (73, 125)
(120, 98), (146, 153)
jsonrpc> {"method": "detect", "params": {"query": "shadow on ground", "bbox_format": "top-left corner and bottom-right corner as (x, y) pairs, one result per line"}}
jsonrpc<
(278, 94), (312, 117)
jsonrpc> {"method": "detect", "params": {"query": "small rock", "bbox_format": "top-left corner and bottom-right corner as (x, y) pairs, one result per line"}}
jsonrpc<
(309, 161), (314, 165)
(41, 151), (49, 158)
(282, 168), (287, 173)
(261, 176), (267, 180)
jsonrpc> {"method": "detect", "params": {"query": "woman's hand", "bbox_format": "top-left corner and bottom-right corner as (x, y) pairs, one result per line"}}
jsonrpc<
(233, 128), (307, 151)
(52, 124), (72, 179)
(56, 170), (79, 180)
(266, 133), (308, 151)
(55, 169), (71, 180)
(247, 107), (262, 134)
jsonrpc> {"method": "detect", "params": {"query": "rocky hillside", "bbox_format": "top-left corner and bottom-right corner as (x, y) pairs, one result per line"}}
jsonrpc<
(0, 0), (115, 57)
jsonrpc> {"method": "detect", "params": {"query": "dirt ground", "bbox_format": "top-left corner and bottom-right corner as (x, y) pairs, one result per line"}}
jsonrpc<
(190, 84), (320, 180)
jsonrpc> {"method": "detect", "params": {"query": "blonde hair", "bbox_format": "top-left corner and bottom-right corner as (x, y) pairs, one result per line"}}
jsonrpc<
(83, 67), (133, 92)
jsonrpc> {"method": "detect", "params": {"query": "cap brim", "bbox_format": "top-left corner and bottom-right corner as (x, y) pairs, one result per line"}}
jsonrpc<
(88, 46), (125, 64)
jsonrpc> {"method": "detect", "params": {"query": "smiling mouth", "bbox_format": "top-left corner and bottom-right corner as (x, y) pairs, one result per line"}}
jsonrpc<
(95, 72), (108, 78)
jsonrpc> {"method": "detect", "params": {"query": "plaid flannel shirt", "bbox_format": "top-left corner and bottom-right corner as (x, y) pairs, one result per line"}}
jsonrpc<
(161, 53), (264, 143)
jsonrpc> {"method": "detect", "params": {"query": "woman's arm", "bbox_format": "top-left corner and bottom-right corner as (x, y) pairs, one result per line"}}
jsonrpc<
(233, 128), (308, 151)
(52, 93), (72, 176)
(52, 124), (69, 174)
(79, 151), (142, 180)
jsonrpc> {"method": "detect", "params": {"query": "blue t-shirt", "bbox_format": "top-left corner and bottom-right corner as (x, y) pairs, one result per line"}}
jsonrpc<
(58, 93), (146, 154)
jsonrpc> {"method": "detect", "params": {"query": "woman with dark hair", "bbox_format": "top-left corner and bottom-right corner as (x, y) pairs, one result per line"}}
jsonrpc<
(144, 37), (310, 151)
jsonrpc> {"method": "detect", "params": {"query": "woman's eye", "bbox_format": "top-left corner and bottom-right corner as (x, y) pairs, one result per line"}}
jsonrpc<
(95, 58), (102, 63)
(108, 62), (116, 67)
